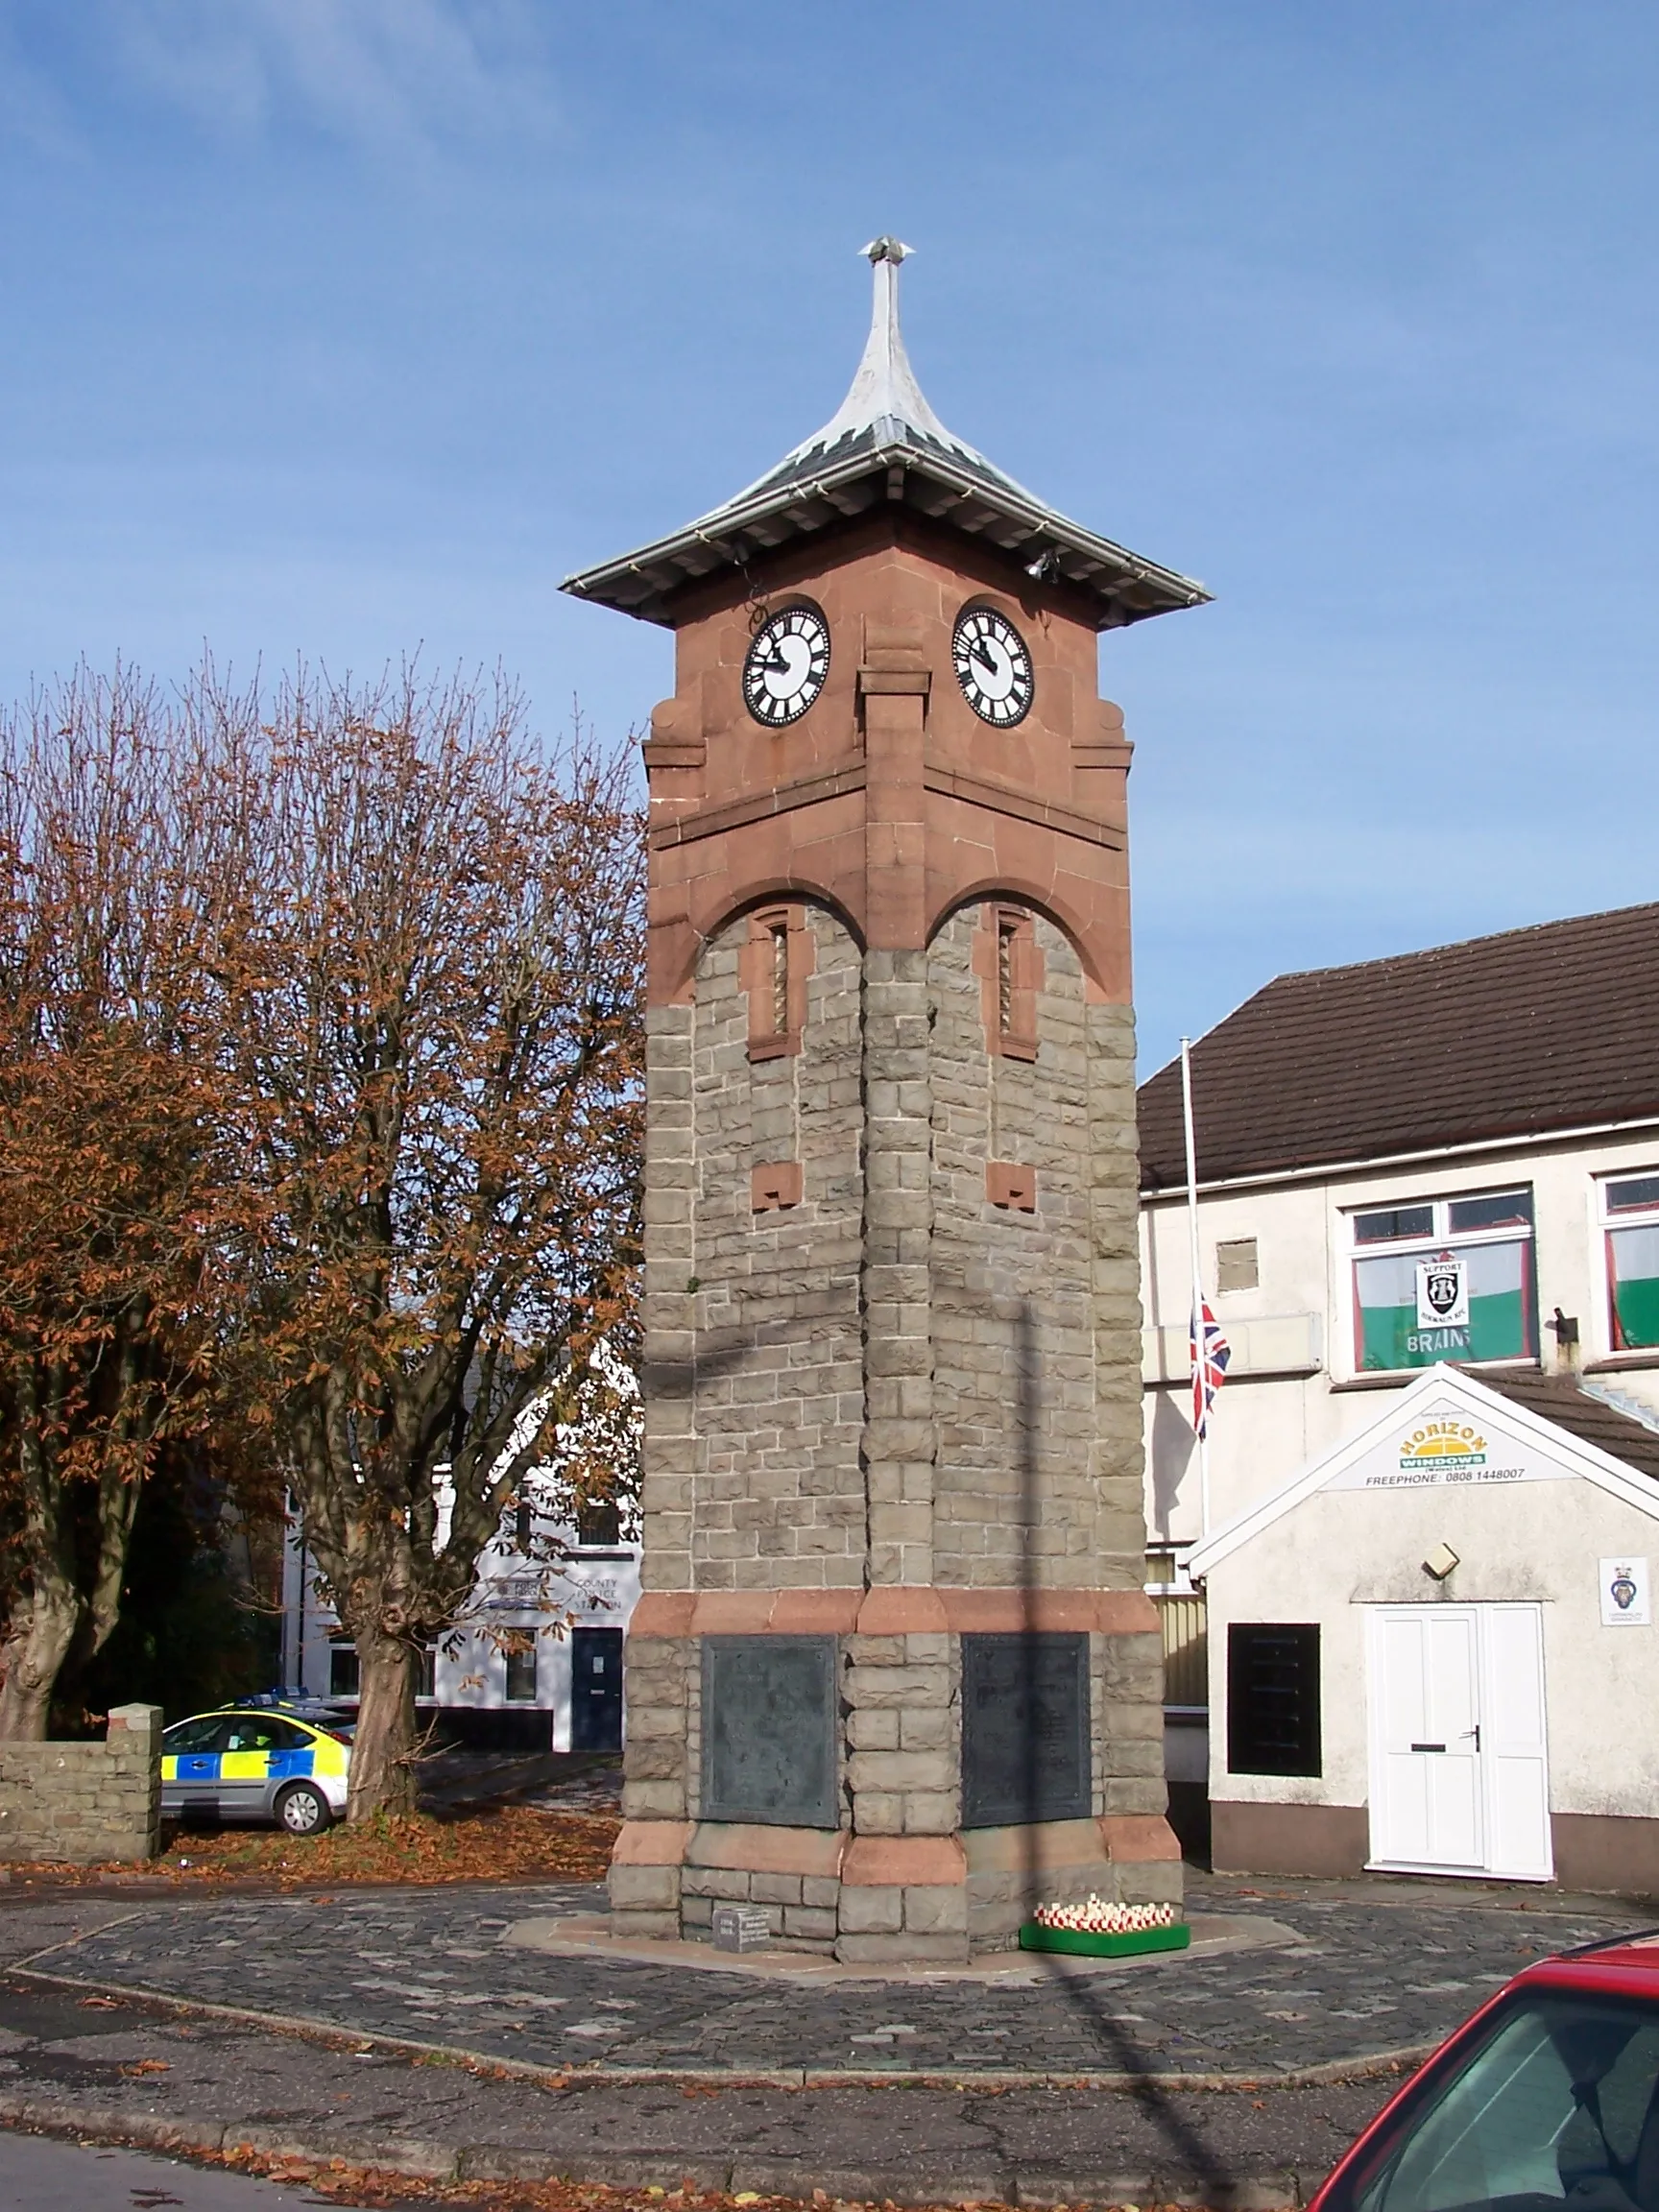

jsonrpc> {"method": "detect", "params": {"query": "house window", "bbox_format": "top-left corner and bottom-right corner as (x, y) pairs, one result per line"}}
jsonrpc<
(1601, 1174), (1659, 1350)
(1347, 1188), (1536, 1372)
(1227, 1623), (1320, 1777)
(576, 1495), (621, 1547)
(504, 1645), (539, 1702)
(1215, 1238), (1258, 1293)
(327, 1642), (434, 1698)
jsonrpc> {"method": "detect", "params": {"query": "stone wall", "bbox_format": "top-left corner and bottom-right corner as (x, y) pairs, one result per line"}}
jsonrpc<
(618, 891), (1175, 1956)
(663, 905), (866, 1596)
(0, 1704), (161, 1863)
(929, 906), (1110, 1586)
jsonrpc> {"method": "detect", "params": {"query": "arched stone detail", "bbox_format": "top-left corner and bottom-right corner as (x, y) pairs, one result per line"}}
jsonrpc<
(651, 877), (866, 1008)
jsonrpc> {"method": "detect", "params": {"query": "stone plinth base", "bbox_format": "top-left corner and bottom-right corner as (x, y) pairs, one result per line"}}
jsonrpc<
(610, 1812), (1182, 1962)
(612, 1586), (1181, 1963)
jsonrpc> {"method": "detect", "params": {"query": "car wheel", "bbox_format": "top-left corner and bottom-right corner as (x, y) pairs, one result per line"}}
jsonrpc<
(275, 1782), (332, 1836)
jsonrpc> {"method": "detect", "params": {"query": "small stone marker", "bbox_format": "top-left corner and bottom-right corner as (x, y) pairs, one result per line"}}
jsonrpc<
(711, 1905), (770, 1954)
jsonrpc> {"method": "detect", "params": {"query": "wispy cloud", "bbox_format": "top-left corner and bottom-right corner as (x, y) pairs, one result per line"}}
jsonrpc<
(16, 0), (562, 161)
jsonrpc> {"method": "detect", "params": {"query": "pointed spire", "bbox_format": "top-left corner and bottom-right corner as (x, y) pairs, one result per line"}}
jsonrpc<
(763, 234), (1020, 488)
(561, 236), (1211, 631)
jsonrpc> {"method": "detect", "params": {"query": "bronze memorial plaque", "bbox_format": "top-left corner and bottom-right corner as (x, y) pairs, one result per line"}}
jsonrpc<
(960, 1631), (1091, 1827)
(702, 1636), (838, 1828)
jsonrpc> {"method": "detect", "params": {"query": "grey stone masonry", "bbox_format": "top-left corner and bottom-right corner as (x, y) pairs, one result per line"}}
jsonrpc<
(618, 896), (1176, 1956)
(0, 1702), (161, 1863)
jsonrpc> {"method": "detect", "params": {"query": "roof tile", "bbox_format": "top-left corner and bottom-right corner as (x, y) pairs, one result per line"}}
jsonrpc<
(1139, 902), (1659, 1190)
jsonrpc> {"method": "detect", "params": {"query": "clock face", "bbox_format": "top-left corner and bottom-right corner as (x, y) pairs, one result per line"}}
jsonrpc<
(953, 607), (1034, 727)
(742, 607), (830, 727)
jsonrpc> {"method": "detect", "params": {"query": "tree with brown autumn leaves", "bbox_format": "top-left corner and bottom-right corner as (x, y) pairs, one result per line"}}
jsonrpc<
(0, 661), (644, 1812)
(0, 667), (245, 1738)
(186, 665), (644, 1818)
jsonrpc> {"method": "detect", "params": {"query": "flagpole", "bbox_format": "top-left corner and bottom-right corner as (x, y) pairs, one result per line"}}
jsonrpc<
(1180, 1037), (1210, 1538)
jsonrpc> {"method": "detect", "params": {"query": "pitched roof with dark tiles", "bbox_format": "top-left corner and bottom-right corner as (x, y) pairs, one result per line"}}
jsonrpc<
(1139, 902), (1659, 1191)
(1471, 1368), (1659, 1486)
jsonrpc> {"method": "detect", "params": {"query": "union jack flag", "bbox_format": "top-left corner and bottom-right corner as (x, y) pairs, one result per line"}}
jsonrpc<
(1190, 1298), (1230, 1440)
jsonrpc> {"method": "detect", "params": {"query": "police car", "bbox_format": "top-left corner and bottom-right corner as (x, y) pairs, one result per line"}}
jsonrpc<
(159, 1702), (352, 1834)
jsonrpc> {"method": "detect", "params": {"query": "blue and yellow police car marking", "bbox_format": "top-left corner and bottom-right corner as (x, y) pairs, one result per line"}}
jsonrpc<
(161, 1720), (349, 1787)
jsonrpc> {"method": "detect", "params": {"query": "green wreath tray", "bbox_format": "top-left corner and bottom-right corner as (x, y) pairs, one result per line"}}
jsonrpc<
(1017, 1919), (1191, 1958)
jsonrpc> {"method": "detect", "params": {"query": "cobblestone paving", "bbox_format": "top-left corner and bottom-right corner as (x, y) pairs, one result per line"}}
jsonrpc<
(12, 1877), (1648, 2081)
(0, 1975), (1403, 2196)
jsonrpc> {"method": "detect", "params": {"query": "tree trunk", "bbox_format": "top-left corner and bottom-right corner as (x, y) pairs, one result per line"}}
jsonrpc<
(0, 1587), (82, 1741)
(2, 1357), (84, 1740)
(347, 1632), (420, 1820)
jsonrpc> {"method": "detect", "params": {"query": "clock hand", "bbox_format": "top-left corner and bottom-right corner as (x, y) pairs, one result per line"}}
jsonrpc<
(972, 642), (1000, 678)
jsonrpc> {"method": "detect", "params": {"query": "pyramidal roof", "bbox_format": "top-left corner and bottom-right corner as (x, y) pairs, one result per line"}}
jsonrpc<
(561, 238), (1210, 632)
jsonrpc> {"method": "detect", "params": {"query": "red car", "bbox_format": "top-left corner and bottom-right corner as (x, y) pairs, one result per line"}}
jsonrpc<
(1312, 1931), (1659, 2212)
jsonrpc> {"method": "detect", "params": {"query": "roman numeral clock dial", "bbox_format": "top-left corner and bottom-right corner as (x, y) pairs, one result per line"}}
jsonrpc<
(742, 608), (830, 727)
(953, 608), (1034, 726)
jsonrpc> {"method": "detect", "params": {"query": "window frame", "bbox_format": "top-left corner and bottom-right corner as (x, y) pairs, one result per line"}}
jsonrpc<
(1341, 1187), (1538, 1379)
(1226, 1622), (1321, 1778)
(1598, 1170), (1659, 1357)
(503, 1642), (539, 1704)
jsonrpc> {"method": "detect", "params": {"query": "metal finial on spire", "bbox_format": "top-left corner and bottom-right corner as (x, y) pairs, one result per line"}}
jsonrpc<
(762, 232), (981, 476)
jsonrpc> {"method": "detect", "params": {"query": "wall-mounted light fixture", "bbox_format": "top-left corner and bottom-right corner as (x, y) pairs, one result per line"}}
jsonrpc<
(1423, 1542), (1460, 1582)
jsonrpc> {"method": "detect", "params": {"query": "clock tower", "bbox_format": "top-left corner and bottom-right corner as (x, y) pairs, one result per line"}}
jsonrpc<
(563, 239), (1209, 1960)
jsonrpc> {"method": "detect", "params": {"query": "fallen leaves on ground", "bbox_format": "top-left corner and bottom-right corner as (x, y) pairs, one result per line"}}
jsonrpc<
(2, 1805), (618, 1890)
(216, 2148), (1193, 2212)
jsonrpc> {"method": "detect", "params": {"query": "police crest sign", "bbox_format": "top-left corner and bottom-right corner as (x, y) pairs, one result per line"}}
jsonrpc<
(1599, 1557), (1651, 1627)
(1416, 1251), (1469, 1331)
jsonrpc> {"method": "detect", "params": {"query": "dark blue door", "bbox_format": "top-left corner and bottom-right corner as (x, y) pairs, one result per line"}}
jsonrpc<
(571, 1627), (624, 1752)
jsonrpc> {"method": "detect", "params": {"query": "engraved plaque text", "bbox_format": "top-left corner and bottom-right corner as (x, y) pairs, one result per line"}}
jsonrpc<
(702, 1635), (838, 1828)
(960, 1631), (1091, 1828)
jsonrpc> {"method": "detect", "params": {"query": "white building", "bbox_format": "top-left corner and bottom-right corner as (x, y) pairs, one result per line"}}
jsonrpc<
(1140, 902), (1659, 1891)
(280, 1483), (640, 1753)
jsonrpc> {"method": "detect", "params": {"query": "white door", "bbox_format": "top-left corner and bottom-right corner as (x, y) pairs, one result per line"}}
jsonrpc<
(1366, 1604), (1552, 1881)
(1480, 1604), (1552, 1881)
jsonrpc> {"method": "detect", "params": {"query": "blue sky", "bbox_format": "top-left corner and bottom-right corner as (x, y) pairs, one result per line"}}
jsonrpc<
(2, 3), (1657, 1077)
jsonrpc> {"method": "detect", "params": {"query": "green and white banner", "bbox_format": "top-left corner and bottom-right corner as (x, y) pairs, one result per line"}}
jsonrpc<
(1609, 1224), (1659, 1351)
(1356, 1238), (1531, 1370)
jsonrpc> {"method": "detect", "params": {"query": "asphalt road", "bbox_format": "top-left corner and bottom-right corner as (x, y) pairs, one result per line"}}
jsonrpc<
(0, 2130), (321, 2211)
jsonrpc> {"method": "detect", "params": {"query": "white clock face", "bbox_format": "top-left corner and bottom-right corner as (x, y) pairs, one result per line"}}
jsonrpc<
(742, 608), (830, 727)
(953, 607), (1034, 727)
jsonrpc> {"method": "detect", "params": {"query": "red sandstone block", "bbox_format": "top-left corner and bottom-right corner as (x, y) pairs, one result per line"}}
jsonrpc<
(628, 1595), (697, 1638)
(611, 1820), (694, 1866)
(689, 1593), (776, 1634)
(986, 1161), (1037, 1211)
(751, 1162), (803, 1211)
(841, 1834), (965, 1888)
(1098, 1814), (1182, 1863)
(768, 1590), (862, 1632)
(686, 1823), (849, 1878)
(854, 1587), (948, 1635)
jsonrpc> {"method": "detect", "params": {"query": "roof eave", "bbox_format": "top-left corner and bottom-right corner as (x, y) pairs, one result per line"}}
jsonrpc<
(560, 444), (1212, 631)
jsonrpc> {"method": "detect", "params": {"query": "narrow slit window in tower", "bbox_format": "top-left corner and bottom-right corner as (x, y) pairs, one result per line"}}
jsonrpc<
(770, 919), (790, 1036)
(998, 915), (1018, 1038)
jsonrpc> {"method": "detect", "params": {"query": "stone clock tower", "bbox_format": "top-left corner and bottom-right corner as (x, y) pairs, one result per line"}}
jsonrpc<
(563, 239), (1209, 1960)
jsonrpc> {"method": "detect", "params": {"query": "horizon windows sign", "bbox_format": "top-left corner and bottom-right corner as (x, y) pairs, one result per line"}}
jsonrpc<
(1349, 1189), (1535, 1373)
